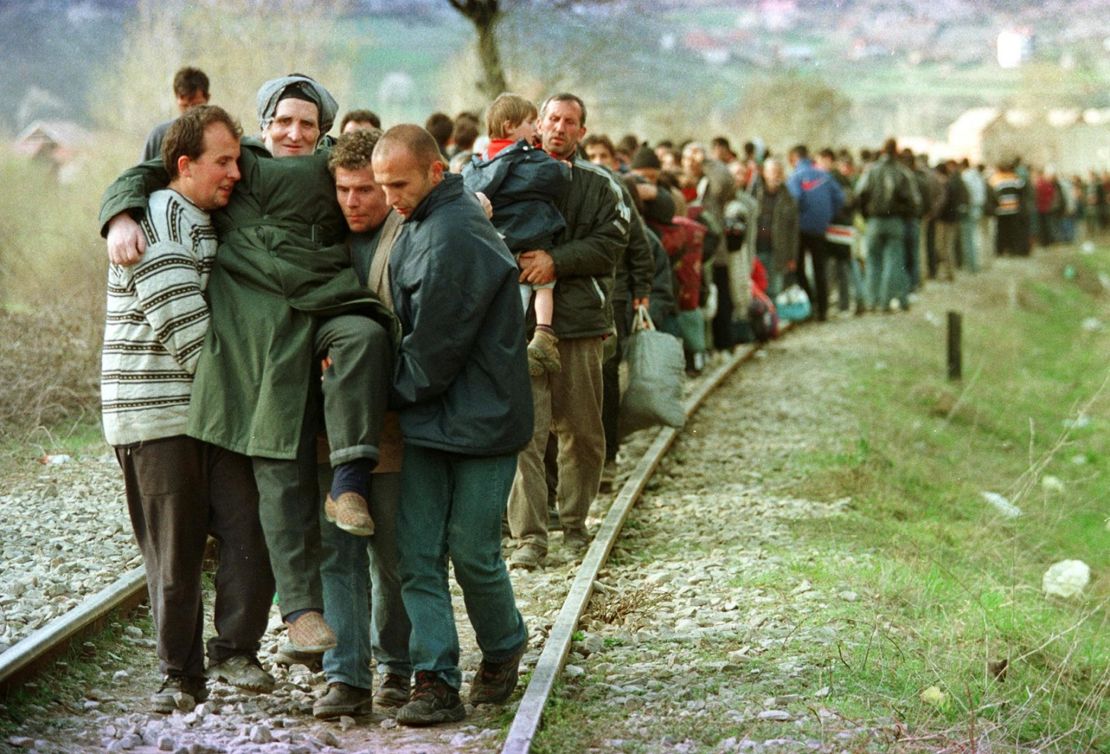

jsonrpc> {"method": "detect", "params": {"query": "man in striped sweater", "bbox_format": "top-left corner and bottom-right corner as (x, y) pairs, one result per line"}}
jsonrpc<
(101, 105), (275, 713)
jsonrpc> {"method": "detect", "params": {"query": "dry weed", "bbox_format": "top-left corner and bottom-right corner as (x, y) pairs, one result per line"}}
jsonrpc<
(0, 303), (102, 443)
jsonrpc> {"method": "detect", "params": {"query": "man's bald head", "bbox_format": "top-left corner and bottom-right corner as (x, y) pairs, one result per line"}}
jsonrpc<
(371, 124), (445, 218)
(374, 125), (443, 171)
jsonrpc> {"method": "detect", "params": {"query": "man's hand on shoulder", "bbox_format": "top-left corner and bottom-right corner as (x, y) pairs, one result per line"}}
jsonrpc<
(518, 250), (555, 285)
(107, 213), (146, 266)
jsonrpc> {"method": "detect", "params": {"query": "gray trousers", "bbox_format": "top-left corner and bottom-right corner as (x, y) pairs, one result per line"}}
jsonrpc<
(253, 314), (393, 616)
(508, 336), (605, 553)
(117, 436), (273, 679)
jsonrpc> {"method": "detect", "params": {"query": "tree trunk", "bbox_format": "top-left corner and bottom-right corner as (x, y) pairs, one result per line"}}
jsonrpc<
(447, 0), (508, 99)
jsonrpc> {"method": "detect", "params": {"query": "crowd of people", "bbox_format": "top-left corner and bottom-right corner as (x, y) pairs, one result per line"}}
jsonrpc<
(99, 66), (1102, 729)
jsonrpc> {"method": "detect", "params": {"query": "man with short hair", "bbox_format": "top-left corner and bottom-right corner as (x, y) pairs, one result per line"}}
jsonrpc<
(372, 124), (532, 725)
(309, 127), (414, 719)
(582, 133), (655, 493)
(340, 109), (382, 133)
(856, 138), (922, 311)
(506, 93), (629, 570)
(424, 111), (453, 160)
(101, 74), (397, 658)
(102, 105), (275, 713)
(142, 66), (211, 162)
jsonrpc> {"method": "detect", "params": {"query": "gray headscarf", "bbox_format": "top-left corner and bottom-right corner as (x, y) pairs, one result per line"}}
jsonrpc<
(256, 74), (339, 138)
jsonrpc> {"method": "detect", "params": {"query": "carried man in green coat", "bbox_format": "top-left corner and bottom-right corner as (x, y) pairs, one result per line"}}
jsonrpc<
(101, 75), (397, 657)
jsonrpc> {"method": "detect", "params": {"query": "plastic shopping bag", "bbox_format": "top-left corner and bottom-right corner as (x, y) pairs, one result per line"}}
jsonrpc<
(619, 307), (687, 438)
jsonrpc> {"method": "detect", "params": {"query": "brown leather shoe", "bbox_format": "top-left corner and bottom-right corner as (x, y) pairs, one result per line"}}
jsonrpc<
(325, 491), (375, 536)
(284, 611), (338, 654)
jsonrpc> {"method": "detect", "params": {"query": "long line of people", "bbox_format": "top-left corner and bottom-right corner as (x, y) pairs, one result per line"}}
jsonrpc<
(108, 65), (1102, 731)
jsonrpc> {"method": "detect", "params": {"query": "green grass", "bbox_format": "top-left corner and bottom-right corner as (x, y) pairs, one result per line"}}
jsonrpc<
(784, 246), (1110, 749)
(532, 245), (1109, 753)
(0, 610), (154, 736)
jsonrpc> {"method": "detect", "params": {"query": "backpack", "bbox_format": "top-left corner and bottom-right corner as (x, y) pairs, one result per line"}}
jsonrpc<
(865, 161), (916, 218)
(649, 216), (706, 311)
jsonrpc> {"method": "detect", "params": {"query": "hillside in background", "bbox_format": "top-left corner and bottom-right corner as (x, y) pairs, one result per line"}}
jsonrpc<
(2, 0), (1108, 148)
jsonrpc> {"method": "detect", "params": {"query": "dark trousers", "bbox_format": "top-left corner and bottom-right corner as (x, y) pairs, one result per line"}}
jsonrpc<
(254, 314), (393, 616)
(117, 436), (273, 679)
(601, 298), (633, 464)
(797, 232), (830, 321)
(710, 264), (735, 349)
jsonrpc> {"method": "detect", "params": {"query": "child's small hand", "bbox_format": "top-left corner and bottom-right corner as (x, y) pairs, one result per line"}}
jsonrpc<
(474, 191), (493, 219)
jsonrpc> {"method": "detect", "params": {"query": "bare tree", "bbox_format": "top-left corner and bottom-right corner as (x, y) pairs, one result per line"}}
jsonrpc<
(447, 0), (508, 98)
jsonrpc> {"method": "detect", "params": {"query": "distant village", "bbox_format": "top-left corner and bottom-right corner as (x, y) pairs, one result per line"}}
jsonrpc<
(7, 0), (1110, 179)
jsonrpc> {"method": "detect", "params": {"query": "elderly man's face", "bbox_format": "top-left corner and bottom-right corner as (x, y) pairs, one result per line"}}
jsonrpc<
(264, 98), (320, 157)
(335, 165), (391, 233)
(372, 146), (443, 219)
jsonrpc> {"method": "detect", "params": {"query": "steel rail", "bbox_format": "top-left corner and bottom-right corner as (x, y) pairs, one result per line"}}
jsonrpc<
(0, 567), (147, 694)
(502, 332), (777, 754)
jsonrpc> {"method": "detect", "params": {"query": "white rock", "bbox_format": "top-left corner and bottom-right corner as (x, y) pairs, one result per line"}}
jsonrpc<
(1042, 560), (1090, 598)
(981, 491), (1021, 518)
(1080, 317), (1103, 333)
(758, 709), (792, 721)
(838, 591), (858, 602)
(249, 725), (273, 744)
(564, 664), (586, 678)
(158, 736), (175, 751)
(1041, 475), (1065, 493)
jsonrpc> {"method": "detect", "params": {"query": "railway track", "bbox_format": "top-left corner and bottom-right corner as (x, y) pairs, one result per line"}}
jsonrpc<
(0, 330), (785, 752)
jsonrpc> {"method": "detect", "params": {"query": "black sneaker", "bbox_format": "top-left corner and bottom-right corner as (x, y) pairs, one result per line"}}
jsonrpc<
(396, 671), (466, 726)
(151, 675), (207, 714)
(469, 643), (526, 705)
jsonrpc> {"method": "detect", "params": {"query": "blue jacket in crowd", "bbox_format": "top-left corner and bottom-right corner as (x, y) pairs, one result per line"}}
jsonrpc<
(461, 140), (570, 252)
(786, 158), (845, 236)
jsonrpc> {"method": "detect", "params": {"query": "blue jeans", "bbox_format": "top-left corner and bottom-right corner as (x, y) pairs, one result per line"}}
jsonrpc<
(960, 210), (981, 273)
(398, 445), (527, 690)
(903, 218), (921, 291)
(867, 217), (910, 310)
(319, 469), (412, 689)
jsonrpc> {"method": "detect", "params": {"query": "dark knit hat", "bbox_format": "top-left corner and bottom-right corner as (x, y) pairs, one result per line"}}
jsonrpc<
(630, 144), (661, 170)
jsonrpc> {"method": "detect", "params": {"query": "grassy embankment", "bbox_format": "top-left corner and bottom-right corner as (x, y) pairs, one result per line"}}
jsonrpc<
(0, 153), (120, 467)
(535, 244), (1108, 753)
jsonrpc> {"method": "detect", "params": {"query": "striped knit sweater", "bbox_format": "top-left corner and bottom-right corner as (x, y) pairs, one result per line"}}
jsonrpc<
(101, 189), (217, 446)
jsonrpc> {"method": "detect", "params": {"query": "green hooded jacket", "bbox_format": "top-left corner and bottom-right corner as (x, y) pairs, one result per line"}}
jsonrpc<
(99, 139), (398, 459)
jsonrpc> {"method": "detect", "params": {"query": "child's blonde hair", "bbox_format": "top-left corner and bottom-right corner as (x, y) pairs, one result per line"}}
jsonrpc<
(486, 93), (538, 139)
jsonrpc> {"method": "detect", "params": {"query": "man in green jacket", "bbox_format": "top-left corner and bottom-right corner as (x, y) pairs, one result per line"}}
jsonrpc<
(100, 75), (397, 657)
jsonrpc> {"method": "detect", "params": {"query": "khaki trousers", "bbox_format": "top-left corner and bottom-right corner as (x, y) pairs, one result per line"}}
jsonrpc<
(508, 336), (605, 553)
